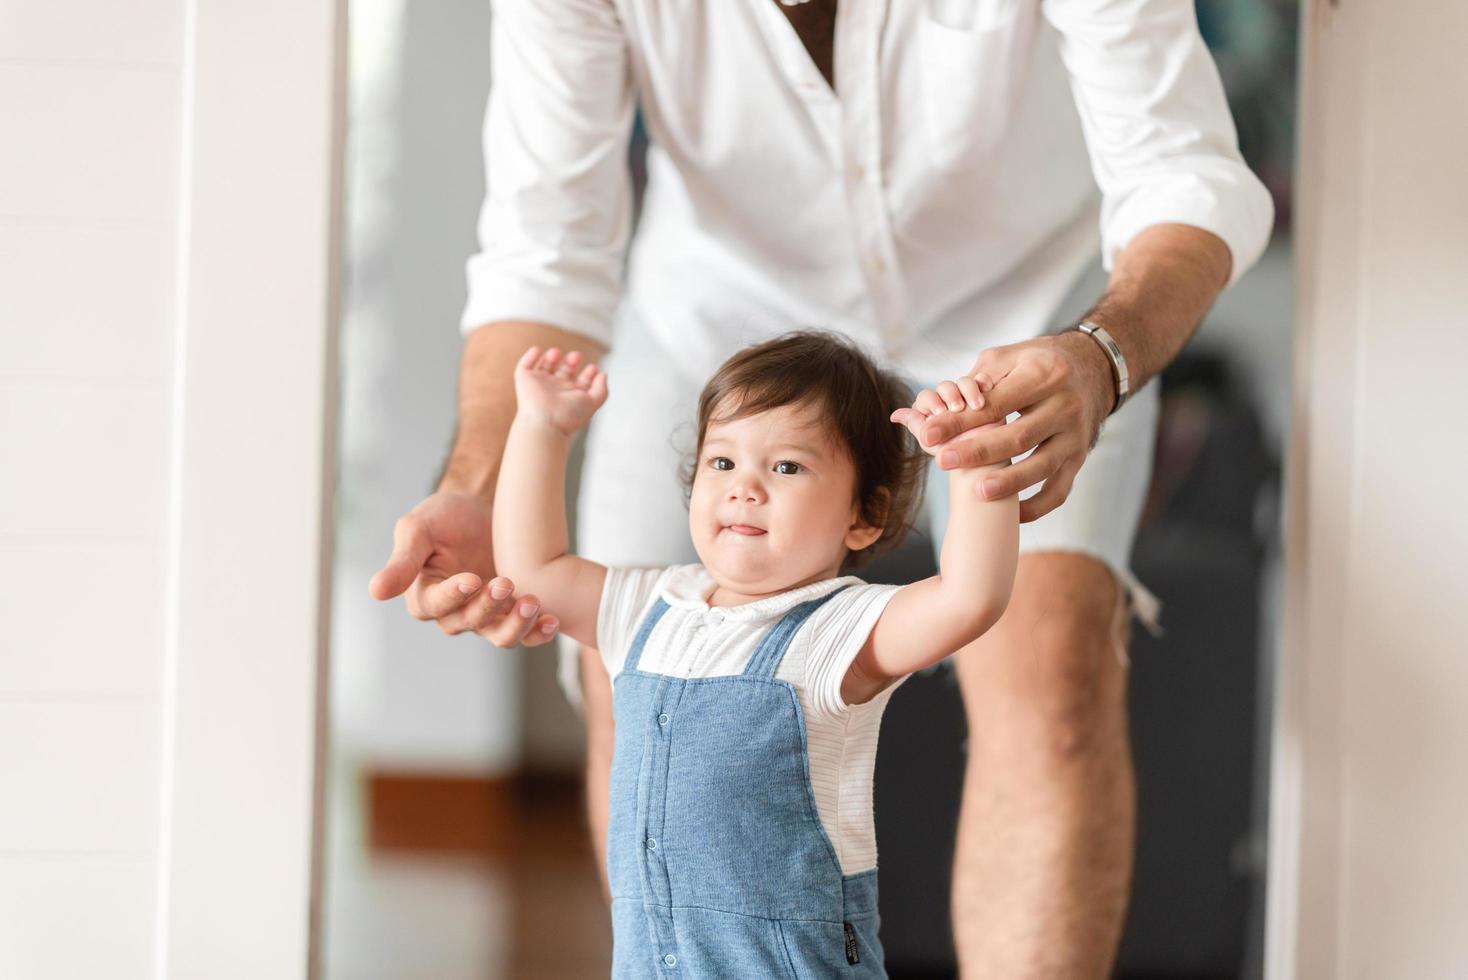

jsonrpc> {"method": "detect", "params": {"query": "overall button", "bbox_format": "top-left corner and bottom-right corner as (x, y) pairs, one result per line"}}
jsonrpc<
(657, 713), (670, 726)
(646, 837), (658, 851)
(663, 953), (678, 967)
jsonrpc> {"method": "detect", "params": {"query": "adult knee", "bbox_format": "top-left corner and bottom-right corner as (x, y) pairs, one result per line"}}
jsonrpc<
(956, 564), (1128, 766)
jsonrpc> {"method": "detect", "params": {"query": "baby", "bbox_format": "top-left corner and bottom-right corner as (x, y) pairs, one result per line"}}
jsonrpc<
(493, 331), (1018, 979)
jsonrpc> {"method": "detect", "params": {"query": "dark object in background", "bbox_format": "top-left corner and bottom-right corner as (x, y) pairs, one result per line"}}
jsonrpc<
(870, 351), (1278, 979)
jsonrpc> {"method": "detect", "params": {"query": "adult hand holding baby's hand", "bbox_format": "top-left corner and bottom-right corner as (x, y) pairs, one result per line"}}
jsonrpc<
(368, 491), (561, 648)
(890, 375), (1003, 460)
(513, 346), (609, 436)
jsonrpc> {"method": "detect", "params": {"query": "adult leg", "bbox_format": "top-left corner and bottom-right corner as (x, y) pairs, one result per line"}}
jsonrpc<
(925, 366), (1158, 976)
(579, 647), (616, 899)
(950, 551), (1135, 978)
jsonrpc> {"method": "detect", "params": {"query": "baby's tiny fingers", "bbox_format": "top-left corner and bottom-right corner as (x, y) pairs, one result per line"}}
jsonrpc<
(536, 347), (563, 372)
(913, 388), (945, 415)
(936, 380), (965, 412)
(956, 376), (985, 410)
(889, 407), (921, 426)
(575, 362), (598, 388)
(973, 372), (994, 392)
(557, 350), (582, 378)
(889, 408), (927, 440)
(589, 369), (609, 403)
(516, 346), (542, 371)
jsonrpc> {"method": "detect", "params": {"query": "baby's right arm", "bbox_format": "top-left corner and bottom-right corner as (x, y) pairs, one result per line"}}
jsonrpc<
(491, 346), (610, 648)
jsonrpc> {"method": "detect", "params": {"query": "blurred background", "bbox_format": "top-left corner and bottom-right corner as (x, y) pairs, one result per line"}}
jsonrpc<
(321, 2), (1300, 978)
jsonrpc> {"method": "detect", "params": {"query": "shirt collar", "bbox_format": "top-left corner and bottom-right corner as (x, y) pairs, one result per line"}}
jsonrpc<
(659, 563), (857, 623)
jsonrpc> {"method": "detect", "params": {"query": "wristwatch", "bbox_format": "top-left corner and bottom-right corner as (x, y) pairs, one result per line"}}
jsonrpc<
(1069, 321), (1130, 416)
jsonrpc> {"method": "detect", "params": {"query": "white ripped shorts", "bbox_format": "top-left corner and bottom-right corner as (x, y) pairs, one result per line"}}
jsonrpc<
(557, 306), (1162, 707)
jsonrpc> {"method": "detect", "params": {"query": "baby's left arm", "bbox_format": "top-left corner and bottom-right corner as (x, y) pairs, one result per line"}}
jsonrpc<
(842, 376), (1020, 705)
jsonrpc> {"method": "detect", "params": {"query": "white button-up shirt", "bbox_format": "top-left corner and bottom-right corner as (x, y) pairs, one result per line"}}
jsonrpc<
(461, 0), (1274, 383)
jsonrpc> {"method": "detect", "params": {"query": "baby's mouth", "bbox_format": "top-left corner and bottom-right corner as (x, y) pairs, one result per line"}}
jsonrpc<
(723, 524), (767, 536)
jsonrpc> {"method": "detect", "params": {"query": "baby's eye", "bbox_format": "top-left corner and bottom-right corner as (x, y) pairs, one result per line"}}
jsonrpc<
(773, 460), (803, 475)
(708, 456), (734, 471)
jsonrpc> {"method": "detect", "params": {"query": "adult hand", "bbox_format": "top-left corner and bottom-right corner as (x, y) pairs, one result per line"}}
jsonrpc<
(368, 491), (560, 647)
(916, 332), (1115, 523)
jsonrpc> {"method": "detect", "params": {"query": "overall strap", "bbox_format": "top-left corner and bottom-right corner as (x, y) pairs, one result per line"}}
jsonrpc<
(741, 585), (851, 679)
(621, 598), (670, 674)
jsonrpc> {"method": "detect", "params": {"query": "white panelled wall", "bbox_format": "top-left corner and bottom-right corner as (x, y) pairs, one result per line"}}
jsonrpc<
(1, 1), (343, 977)
(1, 2), (184, 974)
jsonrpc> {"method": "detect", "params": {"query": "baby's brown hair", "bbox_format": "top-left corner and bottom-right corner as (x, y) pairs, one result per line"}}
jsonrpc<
(680, 330), (927, 570)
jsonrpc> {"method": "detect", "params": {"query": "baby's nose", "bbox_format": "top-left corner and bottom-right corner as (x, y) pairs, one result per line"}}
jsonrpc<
(729, 482), (766, 503)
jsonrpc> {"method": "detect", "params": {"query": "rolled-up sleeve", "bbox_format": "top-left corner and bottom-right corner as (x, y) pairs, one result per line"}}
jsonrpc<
(1042, 0), (1275, 288)
(459, 0), (634, 345)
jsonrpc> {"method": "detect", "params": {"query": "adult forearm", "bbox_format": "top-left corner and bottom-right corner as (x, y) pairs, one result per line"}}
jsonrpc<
(438, 320), (608, 498)
(1070, 223), (1234, 400)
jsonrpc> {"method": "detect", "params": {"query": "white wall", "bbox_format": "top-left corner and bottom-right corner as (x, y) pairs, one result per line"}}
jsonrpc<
(1, 2), (343, 977)
(1269, 0), (1468, 975)
(0, 4), (184, 975)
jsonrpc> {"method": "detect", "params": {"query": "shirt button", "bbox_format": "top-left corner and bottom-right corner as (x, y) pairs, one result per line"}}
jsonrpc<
(646, 837), (658, 850)
(658, 713), (670, 726)
(663, 954), (678, 967)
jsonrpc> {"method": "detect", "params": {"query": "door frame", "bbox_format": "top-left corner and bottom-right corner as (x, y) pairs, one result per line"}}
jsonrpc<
(157, 0), (347, 975)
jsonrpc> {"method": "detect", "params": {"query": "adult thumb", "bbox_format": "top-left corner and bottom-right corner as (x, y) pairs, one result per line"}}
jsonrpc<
(368, 518), (433, 600)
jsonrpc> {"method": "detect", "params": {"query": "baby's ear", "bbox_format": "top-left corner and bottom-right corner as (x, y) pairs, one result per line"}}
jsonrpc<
(845, 488), (890, 551)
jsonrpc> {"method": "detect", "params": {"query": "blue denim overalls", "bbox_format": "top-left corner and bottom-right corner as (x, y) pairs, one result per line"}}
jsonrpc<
(607, 586), (888, 979)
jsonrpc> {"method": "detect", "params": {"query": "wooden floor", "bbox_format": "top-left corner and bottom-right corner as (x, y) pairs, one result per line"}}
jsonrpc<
(323, 767), (611, 979)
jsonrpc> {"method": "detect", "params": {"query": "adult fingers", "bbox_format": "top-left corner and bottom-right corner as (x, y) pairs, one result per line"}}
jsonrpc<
(520, 614), (562, 648)
(449, 585), (557, 648)
(415, 572), (484, 622)
(368, 516), (436, 600)
(935, 410), (1053, 470)
(971, 437), (1063, 499)
(969, 344), (1021, 389)
(481, 593), (546, 649)
(1019, 457), (1083, 523)
(454, 576), (518, 632)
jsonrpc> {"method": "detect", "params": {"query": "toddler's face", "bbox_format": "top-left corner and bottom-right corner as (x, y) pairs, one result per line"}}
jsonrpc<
(689, 401), (878, 597)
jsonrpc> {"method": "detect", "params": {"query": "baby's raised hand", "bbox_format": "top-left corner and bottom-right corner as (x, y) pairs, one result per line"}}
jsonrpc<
(890, 374), (998, 459)
(513, 346), (609, 436)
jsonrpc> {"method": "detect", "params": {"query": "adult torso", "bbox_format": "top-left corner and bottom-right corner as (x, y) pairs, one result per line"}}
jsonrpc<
(611, 0), (1099, 382)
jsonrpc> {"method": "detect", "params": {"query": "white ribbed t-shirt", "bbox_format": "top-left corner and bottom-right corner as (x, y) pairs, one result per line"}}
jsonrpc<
(595, 563), (906, 876)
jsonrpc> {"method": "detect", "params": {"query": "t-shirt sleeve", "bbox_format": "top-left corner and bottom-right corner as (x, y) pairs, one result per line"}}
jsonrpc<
(800, 582), (904, 718)
(595, 565), (671, 678)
